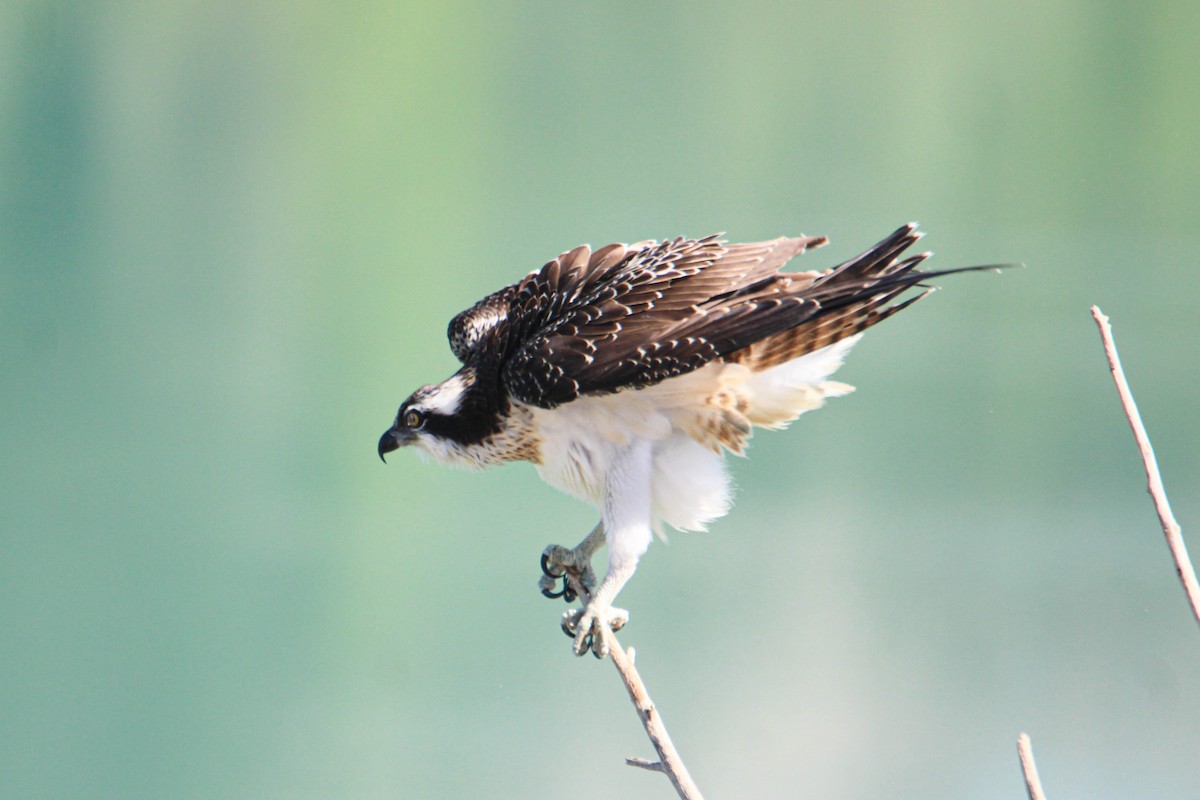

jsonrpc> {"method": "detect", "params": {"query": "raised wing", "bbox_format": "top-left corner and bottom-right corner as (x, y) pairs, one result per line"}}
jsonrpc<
(452, 223), (984, 410)
(500, 231), (833, 407)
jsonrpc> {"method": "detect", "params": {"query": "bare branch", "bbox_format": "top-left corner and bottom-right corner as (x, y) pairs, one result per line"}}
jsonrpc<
(1017, 733), (1047, 800)
(1090, 306), (1200, 629)
(565, 573), (706, 800)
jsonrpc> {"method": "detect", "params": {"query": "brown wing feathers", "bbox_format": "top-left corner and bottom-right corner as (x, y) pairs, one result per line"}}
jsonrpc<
(500, 234), (836, 405)
(461, 223), (979, 408)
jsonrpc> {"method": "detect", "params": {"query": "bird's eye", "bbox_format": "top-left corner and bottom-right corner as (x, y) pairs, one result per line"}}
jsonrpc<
(403, 409), (425, 430)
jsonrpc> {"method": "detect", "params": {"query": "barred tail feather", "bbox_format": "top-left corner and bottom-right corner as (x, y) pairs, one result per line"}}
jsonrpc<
(730, 223), (998, 373)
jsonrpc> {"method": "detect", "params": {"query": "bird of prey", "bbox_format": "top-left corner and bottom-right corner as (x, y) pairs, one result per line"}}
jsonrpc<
(379, 223), (993, 658)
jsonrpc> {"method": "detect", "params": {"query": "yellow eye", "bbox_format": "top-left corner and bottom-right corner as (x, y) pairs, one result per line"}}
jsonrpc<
(403, 409), (425, 430)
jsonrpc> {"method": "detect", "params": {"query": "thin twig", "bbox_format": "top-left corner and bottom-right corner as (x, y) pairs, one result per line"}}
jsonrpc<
(626, 756), (667, 772)
(1091, 306), (1200, 628)
(1017, 733), (1047, 800)
(566, 574), (705, 800)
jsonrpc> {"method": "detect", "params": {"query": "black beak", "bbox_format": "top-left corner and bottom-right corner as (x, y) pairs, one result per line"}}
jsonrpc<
(378, 429), (402, 463)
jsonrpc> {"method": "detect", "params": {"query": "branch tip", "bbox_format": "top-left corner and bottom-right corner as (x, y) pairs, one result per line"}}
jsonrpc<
(1017, 732), (1047, 800)
(1090, 306), (1200, 629)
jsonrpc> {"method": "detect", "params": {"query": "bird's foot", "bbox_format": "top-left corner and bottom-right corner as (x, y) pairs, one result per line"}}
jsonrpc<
(561, 602), (629, 659)
(538, 544), (597, 603)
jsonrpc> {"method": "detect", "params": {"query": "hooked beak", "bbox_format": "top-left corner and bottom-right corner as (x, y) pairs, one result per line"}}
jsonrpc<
(377, 428), (405, 463)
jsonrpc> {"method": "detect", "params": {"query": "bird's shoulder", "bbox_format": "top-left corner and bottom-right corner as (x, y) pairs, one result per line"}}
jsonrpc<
(445, 240), (635, 364)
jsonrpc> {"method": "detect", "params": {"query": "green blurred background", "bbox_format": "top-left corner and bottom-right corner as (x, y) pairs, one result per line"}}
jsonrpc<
(3, 1), (1198, 797)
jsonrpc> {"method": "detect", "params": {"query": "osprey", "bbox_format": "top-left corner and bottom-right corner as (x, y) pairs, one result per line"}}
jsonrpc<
(379, 223), (991, 658)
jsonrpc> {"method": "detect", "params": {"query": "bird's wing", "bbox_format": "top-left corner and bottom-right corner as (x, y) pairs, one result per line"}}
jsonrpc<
(498, 232), (837, 408)
(467, 224), (971, 409)
(446, 283), (518, 365)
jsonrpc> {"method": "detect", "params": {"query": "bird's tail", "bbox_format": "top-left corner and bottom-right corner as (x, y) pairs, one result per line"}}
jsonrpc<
(731, 223), (1005, 371)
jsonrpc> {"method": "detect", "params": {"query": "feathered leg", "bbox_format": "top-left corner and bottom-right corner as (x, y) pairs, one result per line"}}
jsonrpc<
(562, 439), (654, 658)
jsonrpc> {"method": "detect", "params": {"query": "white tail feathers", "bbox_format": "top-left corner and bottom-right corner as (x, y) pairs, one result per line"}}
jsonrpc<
(739, 335), (860, 428)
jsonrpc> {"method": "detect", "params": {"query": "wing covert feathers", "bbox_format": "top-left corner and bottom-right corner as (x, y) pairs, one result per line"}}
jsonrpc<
(446, 223), (980, 409)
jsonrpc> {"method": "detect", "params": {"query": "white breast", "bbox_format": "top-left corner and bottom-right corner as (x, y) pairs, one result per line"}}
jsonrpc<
(527, 336), (860, 535)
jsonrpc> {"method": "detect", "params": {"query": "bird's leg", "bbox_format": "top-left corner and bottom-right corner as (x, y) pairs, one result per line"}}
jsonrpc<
(538, 522), (604, 603)
(561, 439), (653, 659)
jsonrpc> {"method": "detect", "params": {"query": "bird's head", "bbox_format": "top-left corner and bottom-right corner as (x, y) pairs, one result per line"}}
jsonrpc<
(378, 368), (495, 465)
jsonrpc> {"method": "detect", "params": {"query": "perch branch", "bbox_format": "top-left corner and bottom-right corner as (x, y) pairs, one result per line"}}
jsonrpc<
(1017, 733), (1047, 800)
(1090, 306), (1200, 629)
(565, 573), (705, 800)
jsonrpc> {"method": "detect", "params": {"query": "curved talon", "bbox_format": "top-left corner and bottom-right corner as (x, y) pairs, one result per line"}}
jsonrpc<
(539, 569), (574, 601)
(540, 553), (563, 578)
(539, 552), (573, 600)
(540, 549), (585, 603)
